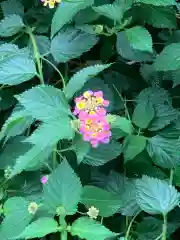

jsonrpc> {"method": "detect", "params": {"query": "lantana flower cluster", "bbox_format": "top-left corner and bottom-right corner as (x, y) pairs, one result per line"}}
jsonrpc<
(41, 0), (61, 8)
(73, 90), (111, 148)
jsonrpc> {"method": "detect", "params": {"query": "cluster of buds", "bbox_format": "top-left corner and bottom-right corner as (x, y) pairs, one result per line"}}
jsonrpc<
(41, 0), (61, 8)
(73, 90), (111, 148)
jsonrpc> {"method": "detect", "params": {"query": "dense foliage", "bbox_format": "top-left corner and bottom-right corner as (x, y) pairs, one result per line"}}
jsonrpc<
(1, 0), (180, 239)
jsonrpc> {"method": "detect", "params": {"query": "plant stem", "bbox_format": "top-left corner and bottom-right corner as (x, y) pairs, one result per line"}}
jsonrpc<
(26, 27), (44, 84)
(59, 215), (67, 240)
(161, 214), (167, 240)
(125, 211), (140, 240)
(41, 56), (66, 89)
(169, 168), (174, 185)
(112, 84), (131, 120)
(53, 146), (57, 170)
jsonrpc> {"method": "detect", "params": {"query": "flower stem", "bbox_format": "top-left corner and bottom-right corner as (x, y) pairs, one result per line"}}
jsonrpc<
(169, 168), (174, 185)
(161, 214), (167, 240)
(41, 56), (66, 89)
(125, 211), (140, 240)
(26, 27), (44, 84)
(59, 215), (67, 240)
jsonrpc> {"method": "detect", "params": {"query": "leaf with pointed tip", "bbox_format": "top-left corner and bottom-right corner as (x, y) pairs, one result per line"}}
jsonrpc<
(71, 217), (117, 240)
(43, 160), (82, 215)
(136, 176), (180, 214)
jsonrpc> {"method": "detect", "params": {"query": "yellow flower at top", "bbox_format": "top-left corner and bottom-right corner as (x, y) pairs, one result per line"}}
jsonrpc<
(41, 0), (61, 8)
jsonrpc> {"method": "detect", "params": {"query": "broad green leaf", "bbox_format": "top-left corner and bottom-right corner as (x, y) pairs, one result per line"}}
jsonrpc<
(115, 0), (133, 10)
(132, 101), (154, 129)
(125, 26), (153, 53)
(51, 27), (98, 63)
(136, 87), (170, 105)
(136, 176), (180, 214)
(93, 4), (123, 22)
(116, 31), (153, 62)
(9, 118), (74, 176)
(71, 217), (117, 240)
(160, 120), (180, 139)
(136, 217), (178, 240)
(147, 135), (180, 168)
(148, 104), (179, 131)
(123, 135), (147, 162)
(0, 43), (28, 61)
(0, 55), (36, 85)
(16, 85), (71, 121)
(0, 105), (33, 142)
(107, 115), (133, 136)
(0, 14), (24, 37)
(25, 118), (74, 146)
(136, 5), (177, 29)
(106, 172), (140, 216)
(154, 43), (180, 71)
(1, 0), (24, 17)
(0, 137), (32, 170)
(17, 218), (58, 239)
(82, 141), (122, 166)
(44, 160), (82, 215)
(0, 197), (34, 239)
(9, 144), (53, 177)
(174, 165), (180, 187)
(135, 0), (176, 6)
(51, 0), (94, 37)
(81, 186), (122, 217)
(64, 64), (111, 99)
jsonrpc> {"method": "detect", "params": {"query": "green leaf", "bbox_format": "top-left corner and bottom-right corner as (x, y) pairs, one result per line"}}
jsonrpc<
(108, 115), (133, 136)
(81, 186), (122, 217)
(132, 101), (154, 129)
(136, 5), (177, 29)
(93, 4), (123, 22)
(51, 27), (98, 63)
(135, 0), (176, 6)
(64, 64), (111, 99)
(1, 0), (24, 17)
(26, 118), (74, 146)
(0, 14), (24, 37)
(136, 216), (177, 240)
(136, 176), (180, 214)
(43, 160), (82, 215)
(123, 135), (147, 162)
(0, 197), (34, 239)
(0, 55), (36, 85)
(17, 217), (58, 239)
(174, 165), (180, 187)
(148, 104), (179, 131)
(9, 144), (53, 177)
(51, 0), (93, 37)
(0, 105), (33, 141)
(16, 85), (71, 121)
(71, 217), (117, 240)
(9, 118), (74, 176)
(116, 31), (153, 62)
(82, 141), (122, 166)
(106, 172), (140, 216)
(125, 26), (153, 53)
(147, 135), (180, 169)
(154, 43), (180, 71)
(0, 137), (32, 170)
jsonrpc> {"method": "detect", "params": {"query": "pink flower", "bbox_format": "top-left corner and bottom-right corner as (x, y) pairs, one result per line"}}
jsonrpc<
(79, 115), (111, 148)
(41, 175), (48, 184)
(73, 90), (109, 117)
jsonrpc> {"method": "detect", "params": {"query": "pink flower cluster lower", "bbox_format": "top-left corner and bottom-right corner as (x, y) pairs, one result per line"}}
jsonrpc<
(74, 90), (111, 148)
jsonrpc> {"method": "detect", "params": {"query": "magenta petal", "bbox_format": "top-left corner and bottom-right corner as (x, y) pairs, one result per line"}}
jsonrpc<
(91, 140), (99, 148)
(94, 91), (103, 97)
(103, 100), (109, 107)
